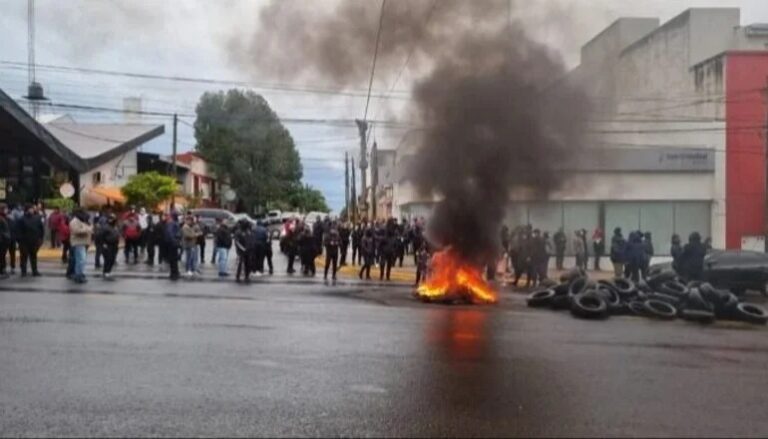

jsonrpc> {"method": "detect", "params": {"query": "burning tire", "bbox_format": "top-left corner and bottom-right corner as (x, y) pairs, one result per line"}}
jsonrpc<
(526, 289), (556, 308)
(732, 303), (768, 325)
(570, 292), (609, 319)
(643, 299), (677, 320)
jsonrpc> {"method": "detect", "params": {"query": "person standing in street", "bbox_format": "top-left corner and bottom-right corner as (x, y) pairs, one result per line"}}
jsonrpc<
(338, 222), (350, 266)
(137, 207), (149, 259)
(299, 226), (316, 277)
(678, 232), (706, 281)
(592, 227), (605, 271)
(670, 234), (683, 272)
(573, 230), (587, 272)
(642, 231), (654, 278)
(610, 227), (626, 278)
(0, 204), (10, 278)
(144, 213), (156, 266)
(323, 222), (341, 281)
(47, 207), (62, 249)
(379, 228), (397, 281)
(359, 229), (375, 280)
(540, 231), (553, 282)
(122, 211), (141, 264)
(284, 219), (299, 274)
(164, 214), (181, 281)
(99, 214), (120, 279)
(253, 220), (269, 276)
(181, 215), (202, 278)
(18, 204), (44, 277)
(625, 231), (646, 282)
(214, 218), (232, 277)
(529, 229), (546, 287)
(69, 208), (93, 284)
(553, 228), (566, 271)
(351, 224), (362, 266)
(234, 219), (255, 283)
(57, 211), (71, 265)
(414, 242), (430, 286)
(195, 215), (207, 266)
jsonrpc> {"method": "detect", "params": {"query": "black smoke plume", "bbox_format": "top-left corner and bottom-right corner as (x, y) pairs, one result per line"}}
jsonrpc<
(228, 0), (592, 264)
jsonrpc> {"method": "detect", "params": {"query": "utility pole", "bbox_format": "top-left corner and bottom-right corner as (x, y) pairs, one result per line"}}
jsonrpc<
(171, 113), (178, 212)
(351, 156), (357, 224)
(344, 152), (350, 221)
(355, 119), (368, 220)
(764, 86), (768, 253)
(371, 140), (378, 220)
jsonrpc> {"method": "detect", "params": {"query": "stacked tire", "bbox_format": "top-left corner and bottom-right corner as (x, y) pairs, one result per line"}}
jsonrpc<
(526, 271), (768, 325)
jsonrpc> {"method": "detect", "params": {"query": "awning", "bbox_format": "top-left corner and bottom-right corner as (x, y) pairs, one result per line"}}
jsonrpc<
(90, 186), (127, 203)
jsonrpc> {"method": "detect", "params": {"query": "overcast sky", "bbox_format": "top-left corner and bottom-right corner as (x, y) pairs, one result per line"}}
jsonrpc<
(1, 0), (767, 212)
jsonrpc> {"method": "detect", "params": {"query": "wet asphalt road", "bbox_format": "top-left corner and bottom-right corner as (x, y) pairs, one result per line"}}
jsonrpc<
(1, 272), (768, 437)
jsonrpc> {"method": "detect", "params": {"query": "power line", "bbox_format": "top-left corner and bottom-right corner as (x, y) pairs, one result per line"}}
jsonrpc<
(0, 60), (411, 100)
(363, 0), (387, 122)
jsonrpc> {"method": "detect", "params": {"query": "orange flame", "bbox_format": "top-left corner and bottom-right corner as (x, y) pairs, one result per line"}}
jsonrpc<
(416, 249), (497, 304)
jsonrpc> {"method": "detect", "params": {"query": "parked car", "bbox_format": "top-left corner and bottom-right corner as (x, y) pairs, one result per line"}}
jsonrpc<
(189, 208), (237, 235)
(267, 210), (282, 225)
(703, 250), (768, 295)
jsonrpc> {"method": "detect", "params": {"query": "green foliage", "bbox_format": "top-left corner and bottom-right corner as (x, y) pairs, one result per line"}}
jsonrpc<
(286, 184), (330, 213)
(121, 172), (178, 208)
(43, 197), (76, 212)
(194, 89), (303, 212)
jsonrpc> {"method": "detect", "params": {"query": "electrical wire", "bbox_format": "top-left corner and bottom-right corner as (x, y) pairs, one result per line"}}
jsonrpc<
(363, 0), (387, 122)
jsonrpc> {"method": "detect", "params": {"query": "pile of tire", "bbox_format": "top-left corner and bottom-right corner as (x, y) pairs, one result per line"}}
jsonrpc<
(525, 269), (768, 325)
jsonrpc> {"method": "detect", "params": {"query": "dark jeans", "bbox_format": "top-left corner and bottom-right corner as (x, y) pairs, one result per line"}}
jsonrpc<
(8, 239), (17, 270)
(594, 253), (603, 271)
(94, 240), (102, 267)
(359, 254), (373, 279)
(0, 240), (7, 274)
(264, 245), (273, 274)
(286, 249), (296, 273)
(236, 251), (252, 281)
(60, 240), (70, 263)
(198, 239), (205, 264)
(415, 265), (426, 285)
(324, 247), (338, 279)
(339, 242), (348, 265)
(19, 242), (40, 275)
(379, 254), (394, 281)
(167, 245), (180, 280)
(146, 242), (155, 265)
(124, 237), (139, 263)
(103, 244), (118, 274)
(555, 251), (565, 270)
(352, 244), (360, 265)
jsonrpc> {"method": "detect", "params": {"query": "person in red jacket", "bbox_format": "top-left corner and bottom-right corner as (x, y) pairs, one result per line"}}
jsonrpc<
(58, 213), (71, 264)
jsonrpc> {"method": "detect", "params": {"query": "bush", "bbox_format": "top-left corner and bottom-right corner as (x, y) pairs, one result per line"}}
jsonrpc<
(43, 198), (76, 211)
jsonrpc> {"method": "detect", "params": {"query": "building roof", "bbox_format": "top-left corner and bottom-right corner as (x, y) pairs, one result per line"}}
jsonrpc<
(174, 151), (203, 164)
(45, 122), (164, 164)
(0, 87), (165, 173)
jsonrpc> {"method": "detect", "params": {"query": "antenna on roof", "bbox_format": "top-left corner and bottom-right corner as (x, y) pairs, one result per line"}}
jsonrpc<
(24, 0), (47, 118)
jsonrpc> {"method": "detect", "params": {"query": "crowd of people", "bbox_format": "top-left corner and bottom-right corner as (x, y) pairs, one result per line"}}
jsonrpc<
(279, 216), (430, 284)
(499, 224), (713, 287)
(0, 201), (714, 287)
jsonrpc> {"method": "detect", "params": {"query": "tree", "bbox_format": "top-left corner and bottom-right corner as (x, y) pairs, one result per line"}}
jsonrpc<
(287, 184), (330, 213)
(121, 172), (177, 209)
(194, 89), (302, 213)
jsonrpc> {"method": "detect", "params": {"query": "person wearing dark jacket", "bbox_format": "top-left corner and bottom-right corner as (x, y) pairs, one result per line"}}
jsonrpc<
(99, 215), (120, 279)
(299, 227), (316, 276)
(338, 223), (350, 266)
(351, 224), (362, 266)
(7, 204), (23, 275)
(529, 229), (547, 287)
(153, 214), (167, 266)
(592, 228), (605, 271)
(641, 231), (654, 278)
(234, 219), (255, 282)
(0, 204), (10, 278)
(214, 218), (232, 277)
(323, 224), (341, 281)
(379, 229), (397, 281)
(553, 228), (566, 271)
(312, 220), (324, 260)
(678, 232), (706, 281)
(610, 227), (627, 278)
(359, 229), (375, 280)
(195, 216), (207, 266)
(253, 221), (270, 275)
(17, 204), (44, 277)
(164, 214), (181, 280)
(284, 220), (299, 274)
(624, 231), (646, 282)
(670, 234), (683, 271)
(144, 214), (156, 266)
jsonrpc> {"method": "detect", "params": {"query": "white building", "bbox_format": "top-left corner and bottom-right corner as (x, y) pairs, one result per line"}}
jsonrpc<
(393, 8), (768, 253)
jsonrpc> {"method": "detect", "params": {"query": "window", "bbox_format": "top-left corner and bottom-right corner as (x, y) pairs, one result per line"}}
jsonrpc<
(92, 171), (103, 185)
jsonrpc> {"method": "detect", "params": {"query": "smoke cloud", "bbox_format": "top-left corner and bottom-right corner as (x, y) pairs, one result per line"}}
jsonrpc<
(228, 0), (592, 264)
